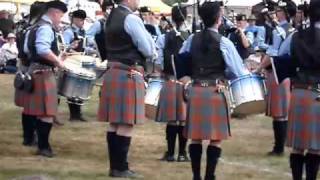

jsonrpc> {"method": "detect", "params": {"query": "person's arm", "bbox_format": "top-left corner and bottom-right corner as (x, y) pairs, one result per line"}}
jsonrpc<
(62, 28), (74, 46)
(36, 25), (64, 68)
(124, 14), (157, 59)
(237, 30), (252, 48)
(220, 36), (250, 78)
(155, 34), (165, 70)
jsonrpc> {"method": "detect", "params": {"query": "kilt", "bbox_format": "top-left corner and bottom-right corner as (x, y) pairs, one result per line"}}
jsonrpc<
(184, 86), (230, 140)
(286, 88), (320, 150)
(265, 71), (291, 118)
(98, 67), (145, 125)
(23, 71), (58, 117)
(155, 80), (186, 122)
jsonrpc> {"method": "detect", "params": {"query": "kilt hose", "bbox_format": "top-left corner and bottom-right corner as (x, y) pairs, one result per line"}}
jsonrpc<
(23, 71), (58, 117)
(156, 80), (186, 122)
(287, 88), (320, 150)
(184, 86), (230, 141)
(265, 71), (291, 118)
(98, 65), (145, 125)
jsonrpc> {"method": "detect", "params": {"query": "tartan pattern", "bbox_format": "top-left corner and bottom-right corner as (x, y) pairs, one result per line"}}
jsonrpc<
(23, 71), (58, 117)
(184, 86), (230, 140)
(286, 89), (320, 150)
(155, 80), (186, 122)
(98, 68), (145, 125)
(265, 71), (291, 118)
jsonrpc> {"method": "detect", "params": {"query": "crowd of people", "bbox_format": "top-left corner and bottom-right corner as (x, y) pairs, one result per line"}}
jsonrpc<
(6, 0), (320, 179)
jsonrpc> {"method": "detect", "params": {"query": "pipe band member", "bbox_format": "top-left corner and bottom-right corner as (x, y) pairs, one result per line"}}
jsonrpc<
(179, 1), (250, 180)
(98, 0), (156, 178)
(256, 0), (297, 156)
(63, 9), (88, 122)
(22, 0), (67, 157)
(155, 4), (190, 162)
(269, 0), (320, 179)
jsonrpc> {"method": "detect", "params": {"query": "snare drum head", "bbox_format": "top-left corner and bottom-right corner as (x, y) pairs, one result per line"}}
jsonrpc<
(65, 64), (96, 79)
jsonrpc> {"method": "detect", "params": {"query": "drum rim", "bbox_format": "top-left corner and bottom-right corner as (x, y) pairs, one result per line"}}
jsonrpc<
(229, 74), (263, 84)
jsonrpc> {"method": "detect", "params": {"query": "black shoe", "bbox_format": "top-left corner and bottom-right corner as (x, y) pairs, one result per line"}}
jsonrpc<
(267, 150), (284, 156)
(177, 153), (190, 162)
(160, 151), (175, 162)
(110, 169), (142, 178)
(36, 148), (54, 158)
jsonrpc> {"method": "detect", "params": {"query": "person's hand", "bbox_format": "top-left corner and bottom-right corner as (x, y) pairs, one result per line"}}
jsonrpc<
(56, 60), (65, 70)
(60, 52), (67, 61)
(179, 76), (191, 84)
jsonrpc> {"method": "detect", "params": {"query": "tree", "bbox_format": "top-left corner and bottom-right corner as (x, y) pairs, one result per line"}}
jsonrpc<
(162, 0), (189, 6)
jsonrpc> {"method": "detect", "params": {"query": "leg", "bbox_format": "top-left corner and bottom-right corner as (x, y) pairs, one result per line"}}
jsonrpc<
(107, 123), (118, 175)
(268, 118), (287, 156)
(204, 141), (222, 180)
(290, 149), (305, 180)
(68, 100), (87, 122)
(177, 122), (189, 162)
(162, 121), (177, 162)
(305, 150), (320, 180)
(36, 117), (54, 158)
(189, 140), (202, 180)
(111, 124), (140, 178)
(22, 113), (37, 146)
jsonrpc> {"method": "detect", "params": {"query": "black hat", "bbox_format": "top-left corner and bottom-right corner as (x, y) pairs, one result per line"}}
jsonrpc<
(172, 5), (187, 23)
(46, 0), (67, 13)
(72, 9), (86, 19)
(140, 6), (151, 13)
(236, 14), (247, 21)
(277, 0), (297, 17)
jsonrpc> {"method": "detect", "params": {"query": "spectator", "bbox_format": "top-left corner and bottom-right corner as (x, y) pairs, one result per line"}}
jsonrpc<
(0, 10), (15, 38)
(0, 33), (18, 73)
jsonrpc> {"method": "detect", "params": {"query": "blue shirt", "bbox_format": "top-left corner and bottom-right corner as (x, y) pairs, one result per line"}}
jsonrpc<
(119, 4), (156, 59)
(266, 25), (286, 56)
(86, 19), (103, 46)
(24, 15), (56, 56)
(63, 25), (85, 46)
(179, 28), (250, 78)
(256, 25), (269, 51)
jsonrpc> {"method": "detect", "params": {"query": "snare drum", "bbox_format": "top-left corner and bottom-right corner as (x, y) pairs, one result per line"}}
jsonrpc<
(58, 64), (96, 101)
(228, 74), (266, 115)
(145, 75), (164, 119)
(94, 60), (108, 86)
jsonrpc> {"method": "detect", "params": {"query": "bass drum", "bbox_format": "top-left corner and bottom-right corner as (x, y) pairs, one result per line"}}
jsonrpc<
(58, 63), (96, 101)
(228, 74), (266, 115)
(145, 75), (164, 120)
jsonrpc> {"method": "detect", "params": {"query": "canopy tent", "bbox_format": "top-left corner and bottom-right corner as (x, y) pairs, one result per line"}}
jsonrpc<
(0, 0), (49, 5)
(184, 0), (310, 7)
(139, 0), (171, 14)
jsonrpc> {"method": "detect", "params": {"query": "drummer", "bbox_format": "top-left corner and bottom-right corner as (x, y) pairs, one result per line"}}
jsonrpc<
(178, 2), (250, 179)
(155, 5), (190, 162)
(63, 9), (88, 122)
(263, 0), (320, 179)
(255, 1), (297, 156)
(22, 0), (67, 157)
(98, 0), (156, 178)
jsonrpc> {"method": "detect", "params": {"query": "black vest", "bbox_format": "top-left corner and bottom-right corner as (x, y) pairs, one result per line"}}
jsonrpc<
(163, 30), (189, 75)
(190, 30), (226, 80)
(264, 24), (274, 45)
(95, 19), (107, 61)
(291, 28), (320, 83)
(105, 6), (145, 66)
(229, 31), (250, 59)
(28, 20), (59, 67)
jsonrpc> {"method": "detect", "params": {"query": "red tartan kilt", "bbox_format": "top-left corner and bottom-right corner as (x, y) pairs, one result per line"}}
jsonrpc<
(286, 89), (320, 150)
(184, 86), (230, 140)
(265, 71), (291, 118)
(23, 71), (58, 117)
(155, 80), (186, 122)
(98, 68), (145, 125)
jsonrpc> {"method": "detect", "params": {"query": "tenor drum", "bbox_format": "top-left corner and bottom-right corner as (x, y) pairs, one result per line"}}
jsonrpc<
(58, 63), (96, 101)
(145, 75), (164, 120)
(228, 74), (266, 115)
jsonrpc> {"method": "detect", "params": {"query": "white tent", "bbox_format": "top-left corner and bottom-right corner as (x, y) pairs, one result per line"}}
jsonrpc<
(184, 0), (310, 7)
(139, 0), (171, 14)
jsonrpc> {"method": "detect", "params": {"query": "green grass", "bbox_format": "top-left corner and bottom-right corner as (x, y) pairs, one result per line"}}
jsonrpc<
(0, 74), (292, 180)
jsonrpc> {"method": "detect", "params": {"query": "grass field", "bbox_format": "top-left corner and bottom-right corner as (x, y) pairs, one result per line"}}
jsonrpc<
(0, 74), (293, 180)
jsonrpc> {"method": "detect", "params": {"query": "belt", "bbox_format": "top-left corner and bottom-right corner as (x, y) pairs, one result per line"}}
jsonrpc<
(192, 79), (219, 87)
(292, 83), (320, 91)
(107, 62), (144, 78)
